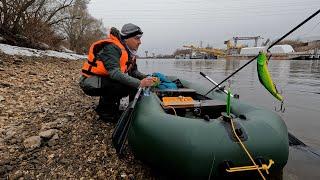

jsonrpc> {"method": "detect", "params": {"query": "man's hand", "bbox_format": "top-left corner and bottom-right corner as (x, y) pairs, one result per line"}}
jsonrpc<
(140, 77), (157, 87)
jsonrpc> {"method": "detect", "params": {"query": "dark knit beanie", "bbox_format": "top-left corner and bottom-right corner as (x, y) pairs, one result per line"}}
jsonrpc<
(120, 23), (143, 39)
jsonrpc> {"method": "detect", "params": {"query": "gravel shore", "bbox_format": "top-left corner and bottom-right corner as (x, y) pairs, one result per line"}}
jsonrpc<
(0, 53), (154, 179)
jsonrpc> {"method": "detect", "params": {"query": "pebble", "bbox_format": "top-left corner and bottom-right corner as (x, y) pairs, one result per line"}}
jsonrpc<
(66, 112), (75, 116)
(0, 138), (4, 150)
(39, 129), (58, 139)
(11, 170), (24, 179)
(41, 121), (59, 130)
(47, 134), (59, 147)
(23, 136), (41, 150)
(4, 129), (16, 140)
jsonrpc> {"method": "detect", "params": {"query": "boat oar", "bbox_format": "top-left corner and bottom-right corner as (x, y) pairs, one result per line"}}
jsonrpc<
(112, 102), (132, 145)
(112, 87), (143, 156)
(200, 72), (239, 98)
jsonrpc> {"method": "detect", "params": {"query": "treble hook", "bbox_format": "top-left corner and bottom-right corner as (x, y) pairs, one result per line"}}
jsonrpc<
(275, 101), (285, 113)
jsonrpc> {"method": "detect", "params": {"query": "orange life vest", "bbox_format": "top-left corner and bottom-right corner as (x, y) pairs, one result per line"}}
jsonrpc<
(81, 34), (128, 77)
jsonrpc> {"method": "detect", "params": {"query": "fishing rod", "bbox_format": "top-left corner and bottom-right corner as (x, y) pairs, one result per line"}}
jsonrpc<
(200, 72), (239, 98)
(205, 9), (320, 96)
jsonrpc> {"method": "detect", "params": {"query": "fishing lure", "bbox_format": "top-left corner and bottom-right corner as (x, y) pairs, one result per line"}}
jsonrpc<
(257, 51), (283, 102)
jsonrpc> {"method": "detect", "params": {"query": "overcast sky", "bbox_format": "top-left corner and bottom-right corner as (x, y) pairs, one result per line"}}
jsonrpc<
(88, 0), (320, 56)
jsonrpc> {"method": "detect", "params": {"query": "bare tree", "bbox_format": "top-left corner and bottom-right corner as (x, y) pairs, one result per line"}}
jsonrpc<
(0, 0), (75, 48)
(60, 0), (106, 53)
(0, 0), (106, 52)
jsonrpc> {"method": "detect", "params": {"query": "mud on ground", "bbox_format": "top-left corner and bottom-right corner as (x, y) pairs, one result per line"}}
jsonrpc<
(0, 53), (154, 179)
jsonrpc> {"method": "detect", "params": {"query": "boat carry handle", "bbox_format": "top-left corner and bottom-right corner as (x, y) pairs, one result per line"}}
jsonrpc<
(226, 159), (274, 174)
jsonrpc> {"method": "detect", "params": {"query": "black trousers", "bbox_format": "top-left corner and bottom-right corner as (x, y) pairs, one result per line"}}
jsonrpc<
(80, 76), (136, 113)
(99, 77), (137, 112)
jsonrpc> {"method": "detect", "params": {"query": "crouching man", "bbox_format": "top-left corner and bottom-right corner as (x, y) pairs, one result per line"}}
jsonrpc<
(79, 23), (154, 122)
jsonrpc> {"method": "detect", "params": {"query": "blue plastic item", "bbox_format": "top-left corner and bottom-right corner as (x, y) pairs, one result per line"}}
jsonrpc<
(152, 72), (177, 90)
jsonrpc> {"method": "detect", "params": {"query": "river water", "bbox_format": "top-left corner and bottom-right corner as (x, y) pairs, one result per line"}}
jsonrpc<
(138, 58), (320, 178)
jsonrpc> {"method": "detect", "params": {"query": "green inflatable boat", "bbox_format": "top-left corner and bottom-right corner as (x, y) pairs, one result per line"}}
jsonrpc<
(126, 77), (289, 179)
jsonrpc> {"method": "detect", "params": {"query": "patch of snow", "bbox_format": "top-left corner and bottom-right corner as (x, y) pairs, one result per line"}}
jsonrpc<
(0, 43), (41, 57)
(0, 43), (86, 60)
(43, 50), (86, 60)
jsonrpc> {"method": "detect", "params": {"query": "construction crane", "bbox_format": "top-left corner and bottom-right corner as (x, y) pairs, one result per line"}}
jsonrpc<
(233, 36), (263, 47)
(183, 45), (226, 58)
(224, 36), (263, 55)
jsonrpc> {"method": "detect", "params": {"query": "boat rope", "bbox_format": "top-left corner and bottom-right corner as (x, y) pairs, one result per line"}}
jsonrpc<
(164, 105), (177, 116)
(229, 118), (267, 180)
(207, 154), (216, 180)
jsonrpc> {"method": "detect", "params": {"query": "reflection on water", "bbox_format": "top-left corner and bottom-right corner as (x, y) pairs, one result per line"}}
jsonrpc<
(137, 58), (320, 179)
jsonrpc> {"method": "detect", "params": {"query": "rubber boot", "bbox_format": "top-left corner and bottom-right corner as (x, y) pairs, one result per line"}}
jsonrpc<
(95, 96), (120, 122)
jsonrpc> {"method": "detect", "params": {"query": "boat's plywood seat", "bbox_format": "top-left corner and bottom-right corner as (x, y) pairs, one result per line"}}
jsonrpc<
(197, 100), (226, 107)
(162, 96), (200, 108)
(161, 99), (225, 109)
